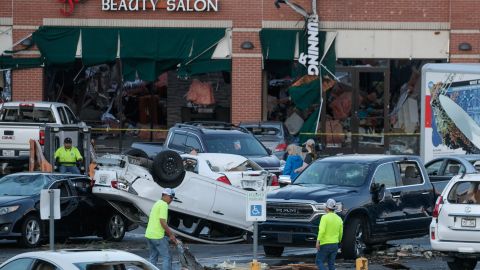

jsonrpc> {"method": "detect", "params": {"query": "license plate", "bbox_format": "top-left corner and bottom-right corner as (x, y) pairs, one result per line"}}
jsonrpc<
(278, 233), (293, 243)
(461, 218), (476, 227)
(1, 135), (14, 140)
(99, 175), (108, 185)
(2, 150), (15, 157)
(242, 180), (259, 189)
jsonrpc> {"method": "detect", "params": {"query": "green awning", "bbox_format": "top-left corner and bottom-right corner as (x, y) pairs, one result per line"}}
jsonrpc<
(299, 108), (319, 144)
(178, 59), (231, 78)
(260, 29), (302, 61)
(33, 27), (80, 66)
(0, 56), (43, 70)
(82, 28), (118, 66)
(33, 27), (228, 81)
(288, 78), (320, 110)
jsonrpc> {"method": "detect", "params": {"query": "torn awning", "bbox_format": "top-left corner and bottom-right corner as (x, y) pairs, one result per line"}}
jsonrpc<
(0, 56), (43, 70)
(32, 26), (231, 81)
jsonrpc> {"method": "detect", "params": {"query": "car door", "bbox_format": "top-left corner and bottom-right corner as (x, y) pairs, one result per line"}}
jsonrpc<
(369, 162), (406, 235)
(209, 182), (250, 230)
(394, 160), (435, 234)
(69, 177), (98, 235)
(49, 179), (80, 235)
(172, 157), (216, 219)
(425, 159), (447, 183)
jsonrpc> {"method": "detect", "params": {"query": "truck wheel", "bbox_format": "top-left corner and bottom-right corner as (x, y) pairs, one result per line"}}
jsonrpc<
(447, 258), (477, 270)
(342, 217), (367, 259)
(124, 148), (149, 159)
(17, 215), (43, 248)
(263, 246), (284, 257)
(103, 213), (126, 242)
(152, 150), (185, 188)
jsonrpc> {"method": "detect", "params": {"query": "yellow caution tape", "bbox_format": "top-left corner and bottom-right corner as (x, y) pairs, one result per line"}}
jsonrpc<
(91, 128), (169, 132)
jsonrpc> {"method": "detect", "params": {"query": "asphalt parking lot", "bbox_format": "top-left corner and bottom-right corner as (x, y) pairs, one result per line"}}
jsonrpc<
(1, 228), (477, 270)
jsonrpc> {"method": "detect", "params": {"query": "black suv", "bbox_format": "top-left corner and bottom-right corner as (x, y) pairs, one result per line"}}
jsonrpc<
(129, 122), (282, 174)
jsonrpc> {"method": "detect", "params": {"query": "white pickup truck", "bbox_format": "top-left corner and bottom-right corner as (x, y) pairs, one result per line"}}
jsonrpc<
(0, 102), (85, 169)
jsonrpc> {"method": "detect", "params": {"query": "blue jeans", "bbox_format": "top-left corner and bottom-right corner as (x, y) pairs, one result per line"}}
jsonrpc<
(316, 243), (338, 270)
(147, 237), (171, 270)
(59, 165), (80, 174)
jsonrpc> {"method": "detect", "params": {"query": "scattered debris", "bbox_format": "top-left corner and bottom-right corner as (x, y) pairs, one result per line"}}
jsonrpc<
(177, 240), (204, 270)
(383, 262), (410, 269)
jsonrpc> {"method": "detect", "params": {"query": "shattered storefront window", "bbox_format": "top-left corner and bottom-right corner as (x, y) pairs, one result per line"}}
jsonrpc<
(0, 69), (12, 102)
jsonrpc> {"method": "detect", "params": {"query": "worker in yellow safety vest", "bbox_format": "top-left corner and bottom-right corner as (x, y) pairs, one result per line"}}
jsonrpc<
(316, 198), (343, 270)
(54, 137), (83, 174)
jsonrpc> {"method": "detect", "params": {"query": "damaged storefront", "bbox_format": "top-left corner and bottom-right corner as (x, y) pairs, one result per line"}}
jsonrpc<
(32, 26), (232, 148)
(261, 19), (449, 156)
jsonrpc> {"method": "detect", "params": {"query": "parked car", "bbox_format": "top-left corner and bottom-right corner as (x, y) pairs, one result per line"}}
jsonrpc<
(425, 155), (480, 194)
(0, 173), (136, 248)
(181, 153), (274, 191)
(0, 102), (86, 170)
(430, 174), (480, 270)
(239, 121), (292, 160)
(92, 151), (253, 244)
(259, 155), (438, 259)
(0, 249), (158, 270)
(126, 122), (282, 175)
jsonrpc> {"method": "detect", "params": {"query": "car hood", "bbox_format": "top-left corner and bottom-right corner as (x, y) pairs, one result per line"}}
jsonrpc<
(247, 155), (280, 169)
(267, 184), (358, 202)
(0, 196), (32, 206)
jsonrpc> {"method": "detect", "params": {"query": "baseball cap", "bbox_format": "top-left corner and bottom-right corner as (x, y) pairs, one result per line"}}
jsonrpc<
(162, 188), (176, 198)
(303, 139), (315, 146)
(326, 198), (336, 210)
(64, 137), (72, 144)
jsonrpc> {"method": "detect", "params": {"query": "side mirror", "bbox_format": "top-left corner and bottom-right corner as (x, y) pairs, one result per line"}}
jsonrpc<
(370, 182), (385, 203)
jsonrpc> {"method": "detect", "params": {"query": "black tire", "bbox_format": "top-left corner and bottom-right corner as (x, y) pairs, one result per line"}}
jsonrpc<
(152, 150), (185, 188)
(263, 246), (284, 257)
(17, 215), (42, 248)
(103, 213), (126, 242)
(447, 258), (477, 270)
(342, 217), (368, 260)
(124, 148), (149, 159)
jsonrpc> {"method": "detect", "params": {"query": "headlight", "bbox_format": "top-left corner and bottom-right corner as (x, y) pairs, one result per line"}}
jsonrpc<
(0, 205), (20, 215)
(314, 202), (343, 213)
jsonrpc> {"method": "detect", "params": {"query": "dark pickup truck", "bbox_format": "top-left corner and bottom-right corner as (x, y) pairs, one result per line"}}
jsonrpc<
(259, 155), (441, 259)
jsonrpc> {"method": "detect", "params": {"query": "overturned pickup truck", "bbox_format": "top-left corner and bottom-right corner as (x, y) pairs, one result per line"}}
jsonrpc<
(92, 151), (269, 244)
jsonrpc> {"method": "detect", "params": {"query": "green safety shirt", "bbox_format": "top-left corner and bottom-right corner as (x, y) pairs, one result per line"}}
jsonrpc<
(317, 212), (343, 245)
(54, 146), (83, 166)
(145, 200), (168, 239)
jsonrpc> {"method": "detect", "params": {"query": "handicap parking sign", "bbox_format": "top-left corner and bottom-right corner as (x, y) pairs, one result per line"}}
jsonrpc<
(246, 191), (266, 221)
(250, 205), (262, 217)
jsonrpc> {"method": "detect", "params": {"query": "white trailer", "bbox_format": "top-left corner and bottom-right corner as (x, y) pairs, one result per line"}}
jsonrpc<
(421, 63), (480, 163)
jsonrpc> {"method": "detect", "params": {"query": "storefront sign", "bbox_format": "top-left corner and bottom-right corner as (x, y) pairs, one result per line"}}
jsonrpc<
(102, 0), (219, 12)
(299, 16), (319, 76)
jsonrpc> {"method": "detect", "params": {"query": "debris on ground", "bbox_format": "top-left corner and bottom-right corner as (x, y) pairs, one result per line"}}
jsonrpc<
(208, 261), (268, 270)
(177, 240), (204, 270)
(383, 262), (410, 269)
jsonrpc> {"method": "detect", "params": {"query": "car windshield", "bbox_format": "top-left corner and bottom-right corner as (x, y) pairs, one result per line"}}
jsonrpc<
(294, 161), (370, 187)
(204, 134), (269, 156)
(0, 174), (49, 196)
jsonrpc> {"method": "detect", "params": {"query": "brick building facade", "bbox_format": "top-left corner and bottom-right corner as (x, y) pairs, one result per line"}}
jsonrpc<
(0, 0), (479, 154)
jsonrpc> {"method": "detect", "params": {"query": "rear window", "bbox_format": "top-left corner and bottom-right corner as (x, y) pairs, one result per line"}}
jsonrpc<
(204, 134), (268, 156)
(447, 181), (480, 204)
(245, 127), (281, 137)
(0, 107), (55, 123)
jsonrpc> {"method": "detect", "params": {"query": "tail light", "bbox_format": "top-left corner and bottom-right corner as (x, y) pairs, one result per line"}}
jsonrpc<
(275, 143), (287, 152)
(431, 229), (436, 240)
(216, 175), (231, 185)
(111, 180), (118, 189)
(271, 174), (279, 186)
(432, 196), (444, 218)
(39, 130), (45, 145)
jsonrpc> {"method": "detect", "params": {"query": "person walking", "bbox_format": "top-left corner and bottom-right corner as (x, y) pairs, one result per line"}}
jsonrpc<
(295, 139), (317, 173)
(54, 137), (83, 174)
(316, 198), (343, 270)
(145, 188), (177, 270)
(282, 144), (303, 180)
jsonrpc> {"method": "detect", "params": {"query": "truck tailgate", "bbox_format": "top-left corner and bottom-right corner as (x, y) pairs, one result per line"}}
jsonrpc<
(0, 125), (40, 157)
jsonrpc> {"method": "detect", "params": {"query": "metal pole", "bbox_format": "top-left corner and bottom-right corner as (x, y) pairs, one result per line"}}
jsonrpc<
(253, 221), (258, 261)
(49, 190), (55, 251)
